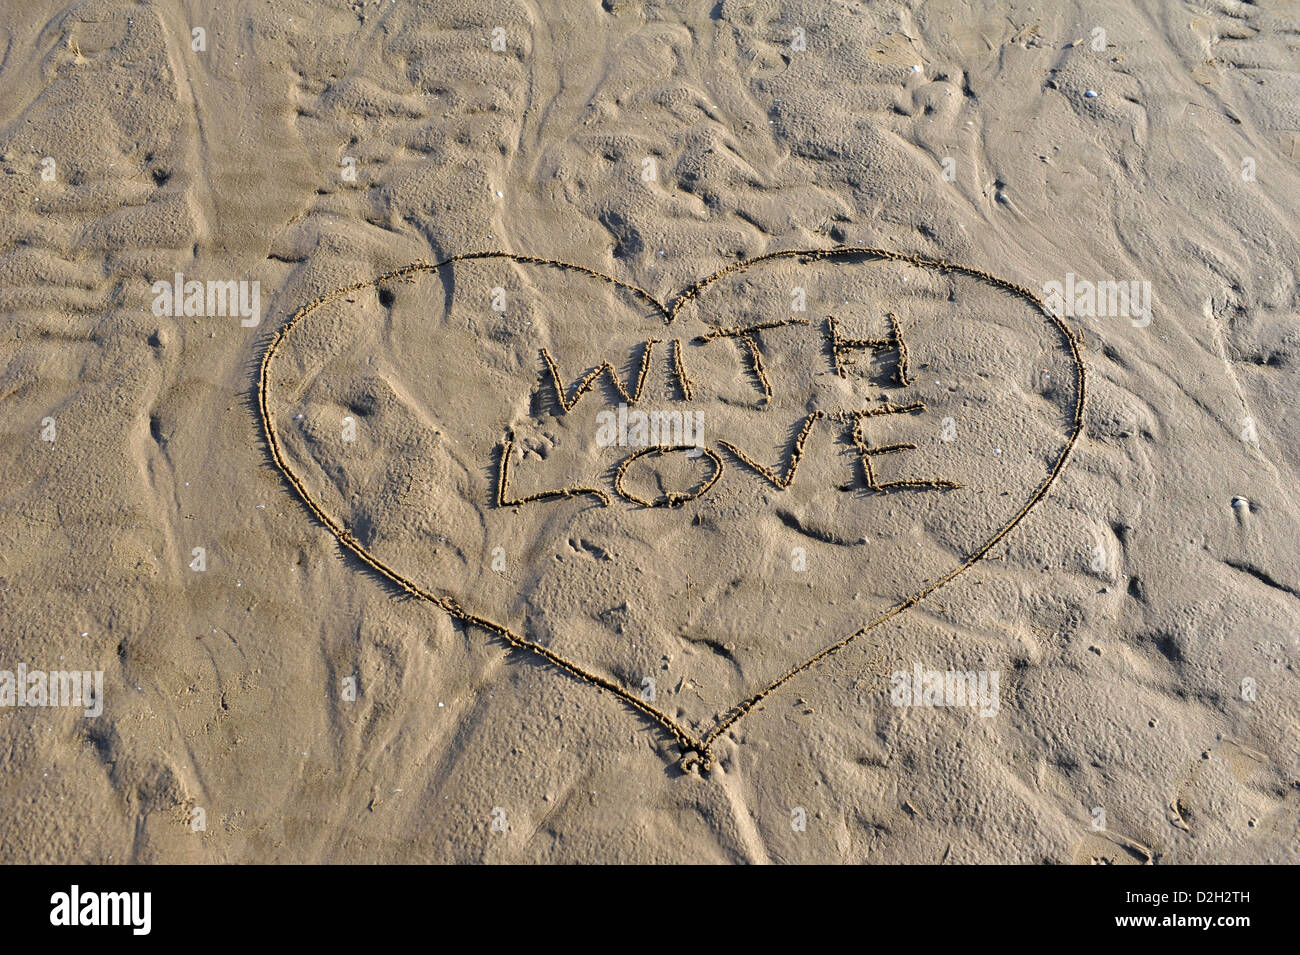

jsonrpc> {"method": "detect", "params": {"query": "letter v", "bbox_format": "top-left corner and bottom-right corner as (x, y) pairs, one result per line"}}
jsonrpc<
(718, 411), (824, 489)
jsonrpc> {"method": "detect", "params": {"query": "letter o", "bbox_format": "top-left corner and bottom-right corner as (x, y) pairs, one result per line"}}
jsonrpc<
(613, 445), (722, 508)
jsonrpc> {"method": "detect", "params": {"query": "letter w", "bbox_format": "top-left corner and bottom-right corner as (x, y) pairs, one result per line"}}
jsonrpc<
(540, 339), (661, 413)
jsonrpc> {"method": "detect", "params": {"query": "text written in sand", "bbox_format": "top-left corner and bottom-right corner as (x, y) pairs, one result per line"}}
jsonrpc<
(497, 312), (961, 510)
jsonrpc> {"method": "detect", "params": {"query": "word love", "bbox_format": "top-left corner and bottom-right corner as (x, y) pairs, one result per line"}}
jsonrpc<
(496, 313), (960, 510)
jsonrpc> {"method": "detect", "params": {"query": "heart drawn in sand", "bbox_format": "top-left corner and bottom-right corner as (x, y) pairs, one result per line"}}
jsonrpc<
(258, 247), (1085, 773)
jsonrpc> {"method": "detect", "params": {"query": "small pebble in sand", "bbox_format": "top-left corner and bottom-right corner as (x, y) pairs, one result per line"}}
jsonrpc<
(1084, 90), (1098, 98)
(1231, 496), (1248, 510)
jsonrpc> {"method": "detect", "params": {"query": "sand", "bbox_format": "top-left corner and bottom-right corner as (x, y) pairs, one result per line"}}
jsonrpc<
(1, 0), (1297, 864)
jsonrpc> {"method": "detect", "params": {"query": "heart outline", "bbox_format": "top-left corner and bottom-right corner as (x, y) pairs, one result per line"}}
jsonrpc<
(257, 247), (1087, 773)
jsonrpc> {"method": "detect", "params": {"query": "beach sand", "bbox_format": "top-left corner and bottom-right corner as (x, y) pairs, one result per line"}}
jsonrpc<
(1, 0), (1297, 863)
